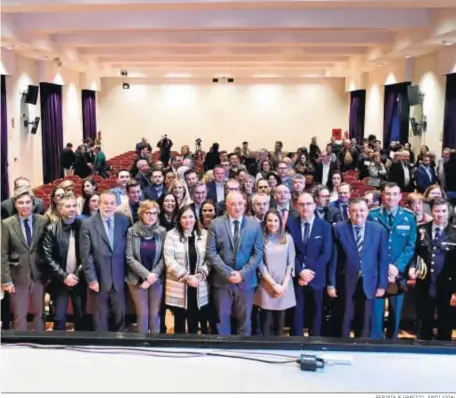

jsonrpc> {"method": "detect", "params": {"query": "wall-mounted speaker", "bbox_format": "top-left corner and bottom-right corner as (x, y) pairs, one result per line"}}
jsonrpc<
(24, 85), (39, 105)
(407, 85), (422, 106)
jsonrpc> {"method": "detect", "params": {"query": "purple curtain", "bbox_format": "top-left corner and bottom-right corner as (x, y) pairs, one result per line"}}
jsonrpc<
(1, 75), (9, 200)
(82, 89), (97, 141)
(40, 82), (64, 184)
(443, 73), (456, 149)
(349, 89), (366, 144)
(383, 82), (411, 149)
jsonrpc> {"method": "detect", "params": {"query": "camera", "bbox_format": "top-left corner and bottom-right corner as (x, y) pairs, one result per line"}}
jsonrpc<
(196, 138), (202, 144)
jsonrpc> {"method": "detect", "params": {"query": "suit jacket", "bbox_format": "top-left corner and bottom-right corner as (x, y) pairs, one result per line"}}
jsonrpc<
(1, 197), (46, 220)
(206, 181), (224, 204)
(329, 221), (389, 299)
(388, 161), (415, 192)
(79, 212), (130, 292)
(116, 201), (135, 225)
(338, 148), (359, 171)
(143, 184), (167, 202)
(329, 200), (349, 221)
(1, 214), (48, 285)
(215, 200), (226, 217)
(42, 218), (83, 286)
(271, 203), (299, 230)
(135, 172), (151, 190)
(314, 206), (343, 224)
(314, 162), (338, 185)
(206, 215), (264, 289)
(414, 222), (456, 296)
(125, 223), (167, 286)
(287, 216), (332, 289)
(415, 165), (437, 193)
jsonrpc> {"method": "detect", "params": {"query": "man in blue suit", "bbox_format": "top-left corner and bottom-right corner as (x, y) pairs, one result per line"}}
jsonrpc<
(415, 154), (437, 193)
(143, 169), (167, 202)
(80, 191), (131, 332)
(329, 183), (351, 221)
(288, 193), (332, 336)
(328, 198), (389, 338)
(206, 191), (264, 336)
(368, 182), (417, 339)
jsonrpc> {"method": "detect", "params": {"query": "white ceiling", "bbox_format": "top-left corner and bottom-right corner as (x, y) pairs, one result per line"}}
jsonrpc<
(1, 0), (456, 81)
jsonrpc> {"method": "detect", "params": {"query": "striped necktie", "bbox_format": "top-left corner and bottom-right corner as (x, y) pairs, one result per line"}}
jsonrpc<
(233, 220), (240, 252)
(355, 226), (363, 254)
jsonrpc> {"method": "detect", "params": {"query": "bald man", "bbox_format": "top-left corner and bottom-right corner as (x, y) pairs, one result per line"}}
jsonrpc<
(206, 191), (264, 336)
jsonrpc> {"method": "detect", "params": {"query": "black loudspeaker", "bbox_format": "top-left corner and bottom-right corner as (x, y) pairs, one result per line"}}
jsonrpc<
(407, 85), (422, 106)
(28, 117), (40, 134)
(24, 85), (39, 104)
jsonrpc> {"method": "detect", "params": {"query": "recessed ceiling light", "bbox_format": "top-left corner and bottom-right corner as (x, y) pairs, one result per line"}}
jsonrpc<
(405, 55), (412, 59)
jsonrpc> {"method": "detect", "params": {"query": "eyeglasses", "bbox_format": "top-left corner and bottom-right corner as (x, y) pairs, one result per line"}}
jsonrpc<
(144, 211), (158, 216)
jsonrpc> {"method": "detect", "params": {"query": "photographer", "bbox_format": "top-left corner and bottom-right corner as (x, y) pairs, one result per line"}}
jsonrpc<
(157, 135), (173, 166)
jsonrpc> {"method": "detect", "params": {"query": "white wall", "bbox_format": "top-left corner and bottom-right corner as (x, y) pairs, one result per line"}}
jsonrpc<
(98, 78), (349, 156)
(364, 47), (456, 157)
(1, 50), (89, 189)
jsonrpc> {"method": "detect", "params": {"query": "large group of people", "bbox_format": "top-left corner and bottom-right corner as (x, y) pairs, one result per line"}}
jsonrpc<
(1, 134), (456, 341)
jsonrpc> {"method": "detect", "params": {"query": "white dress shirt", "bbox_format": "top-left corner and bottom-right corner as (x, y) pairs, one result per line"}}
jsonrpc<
(322, 163), (331, 186)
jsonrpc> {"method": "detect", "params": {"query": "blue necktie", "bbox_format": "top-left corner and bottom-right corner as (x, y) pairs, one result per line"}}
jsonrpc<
(302, 222), (310, 244)
(341, 204), (348, 220)
(434, 227), (441, 244)
(24, 219), (32, 246)
(106, 218), (114, 248)
(233, 221), (240, 252)
(355, 226), (363, 255)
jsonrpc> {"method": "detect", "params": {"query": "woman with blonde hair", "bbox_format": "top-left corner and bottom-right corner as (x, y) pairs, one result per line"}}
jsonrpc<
(163, 205), (210, 334)
(169, 178), (193, 209)
(125, 200), (167, 334)
(406, 193), (432, 225)
(253, 208), (296, 336)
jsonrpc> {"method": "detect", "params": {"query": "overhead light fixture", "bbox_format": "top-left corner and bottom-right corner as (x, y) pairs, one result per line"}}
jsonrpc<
(52, 57), (62, 67)
(442, 40), (453, 46)
(122, 82), (130, 90)
(405, 55), (412, 59)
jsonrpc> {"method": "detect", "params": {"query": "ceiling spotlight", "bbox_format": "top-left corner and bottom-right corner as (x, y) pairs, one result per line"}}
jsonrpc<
(52, 57), (62, 67)
(120, 69), (128, 77)
(405, 55), (412, 59)
(442, 40), (453, 46)
(122, 82), (130, 90)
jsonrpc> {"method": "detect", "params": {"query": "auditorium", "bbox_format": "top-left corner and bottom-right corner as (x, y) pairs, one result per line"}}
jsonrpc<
(1, 0), (456, 394)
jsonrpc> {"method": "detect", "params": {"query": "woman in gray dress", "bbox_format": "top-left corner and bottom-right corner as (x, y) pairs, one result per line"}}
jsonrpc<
(253, 209), (296, 336)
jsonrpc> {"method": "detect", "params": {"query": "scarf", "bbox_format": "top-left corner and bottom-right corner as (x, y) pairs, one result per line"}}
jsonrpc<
(133, 220), (160, 238)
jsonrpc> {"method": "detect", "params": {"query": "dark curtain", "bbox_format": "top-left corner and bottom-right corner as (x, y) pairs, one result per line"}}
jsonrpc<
(1, 75), (9, 200)
(383, 81), (411, 149)
(40, 82), (64, 184)
(82, 89), (97, 141)
(443, 73), (456, 149)
(349, 89), (366, 144)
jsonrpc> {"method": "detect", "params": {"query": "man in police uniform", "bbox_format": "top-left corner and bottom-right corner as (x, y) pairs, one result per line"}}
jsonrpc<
(410, 198), (456, 340)
(368, 182), (417, 339)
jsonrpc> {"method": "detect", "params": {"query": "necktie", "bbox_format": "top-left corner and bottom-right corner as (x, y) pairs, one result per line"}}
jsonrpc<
(106, 218), (114, 248)
(24, 219), (32, 246)
(388, 213), (393, 228)
(281, 208), (287, 230)
(341, 204), (348, 220)
(302, 222), (310, 244)
(434, 227), (441, 244)
(355, 226), (363, 255)
(66, 230), (77, 274)
(233, 220), (240, 252)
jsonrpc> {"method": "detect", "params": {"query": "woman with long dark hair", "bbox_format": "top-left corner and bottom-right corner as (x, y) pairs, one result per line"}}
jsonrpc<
(163, 205), (210, 334)
(158, 193), (178, 231)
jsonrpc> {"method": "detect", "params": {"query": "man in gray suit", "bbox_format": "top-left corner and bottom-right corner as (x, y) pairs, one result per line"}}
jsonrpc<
(1, 187), (48, 330)
(1, 177), (45, 220)
(79, 190), (130, 332)
(206, 191), (264, 336)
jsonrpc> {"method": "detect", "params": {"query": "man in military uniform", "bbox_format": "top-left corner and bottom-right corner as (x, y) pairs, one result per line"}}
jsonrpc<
(410, 198), (456, 340)
(368, 182), (417, 339)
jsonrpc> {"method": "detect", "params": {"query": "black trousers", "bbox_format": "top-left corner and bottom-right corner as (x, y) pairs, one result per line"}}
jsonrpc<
(1, 293), (12, 330)
(52, 283), (88, 331)
(417, 289), (454, 341)
(260, 309), (286, 336)
(173, 287), (207, 334)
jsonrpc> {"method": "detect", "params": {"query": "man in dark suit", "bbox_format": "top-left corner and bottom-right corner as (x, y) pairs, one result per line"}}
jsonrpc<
(206, 191), (264, 336)
(206, 165), (226, 204)
(271, 185), (299, 230)
(328, 198), (388, 338)
(79, 190), (130, 332)
(388, 150), (415, 192)
(42, 193), (88, 331)
(135, 159), (151, 190)
(288, 193), (332, 336)
(214, 179), (241, 217)
(156, 135), (173, 166)
(191, 181), (208, 218)
(338, 139), (359, 172)
(415, 154), (437, 193)
(1, 188), (48, 331)
(1, 177), (45, 220)
(143, 169), (167, 202)
(329, 183), (351, 221)
(313, 185), (343, 224)
(410, 198), (456, 341)
(314, 152), (338, 186)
